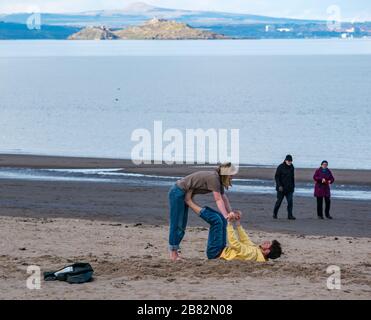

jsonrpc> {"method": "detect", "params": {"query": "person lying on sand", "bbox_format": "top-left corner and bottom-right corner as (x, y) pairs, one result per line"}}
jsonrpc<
(168, 162), (239, 261)
(185, 195), (282, 261)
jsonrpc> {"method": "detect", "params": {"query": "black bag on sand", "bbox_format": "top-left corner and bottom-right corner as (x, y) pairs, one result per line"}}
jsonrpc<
(44, 263), (94, 284)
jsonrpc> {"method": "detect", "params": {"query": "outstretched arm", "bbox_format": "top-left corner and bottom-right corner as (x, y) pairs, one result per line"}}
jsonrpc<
(235, 219), (254, 246)
(222, 194), (233, 213)
(226, 223), (242, 251)
(213, 192), (232, 219)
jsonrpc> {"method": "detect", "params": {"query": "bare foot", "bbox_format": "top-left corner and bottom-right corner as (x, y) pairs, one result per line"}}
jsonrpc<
(176, 250), (184, 261)
(169, 250), (179, 261)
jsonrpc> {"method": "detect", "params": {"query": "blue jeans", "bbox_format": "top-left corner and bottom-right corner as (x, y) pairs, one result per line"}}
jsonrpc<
(168, 184), (189, 251)
(199, 206), (227, 259)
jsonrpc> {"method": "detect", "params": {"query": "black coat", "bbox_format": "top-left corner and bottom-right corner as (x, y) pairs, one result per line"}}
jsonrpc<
(275, 162), (295, 193)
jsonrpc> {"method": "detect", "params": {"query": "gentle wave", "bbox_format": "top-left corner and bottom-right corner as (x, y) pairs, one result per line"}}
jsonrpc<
(0, 167), (370, 201)
(41, 168), (183, 180)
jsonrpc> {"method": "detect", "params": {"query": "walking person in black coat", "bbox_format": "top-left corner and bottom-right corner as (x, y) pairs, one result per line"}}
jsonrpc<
(273, 155), (296, 220)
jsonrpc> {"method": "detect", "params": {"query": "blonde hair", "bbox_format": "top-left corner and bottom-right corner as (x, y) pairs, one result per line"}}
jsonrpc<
(216, 162), (238, 189)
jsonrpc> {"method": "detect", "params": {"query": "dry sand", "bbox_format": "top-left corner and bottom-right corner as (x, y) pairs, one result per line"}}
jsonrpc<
(0, 216), (370, 300)
(1, 177), (370, 238)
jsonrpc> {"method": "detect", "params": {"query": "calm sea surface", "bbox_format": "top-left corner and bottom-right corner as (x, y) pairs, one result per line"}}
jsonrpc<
(0, 40), (370, 169)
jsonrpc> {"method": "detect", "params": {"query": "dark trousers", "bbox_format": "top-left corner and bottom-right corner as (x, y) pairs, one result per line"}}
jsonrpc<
(199, 206), (227, 259)
(316, 197), (331, 217)
(273, 191), (294, 217)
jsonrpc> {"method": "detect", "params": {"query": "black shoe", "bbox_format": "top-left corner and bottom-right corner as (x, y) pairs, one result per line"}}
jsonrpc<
(273, 214), (277, 219)
(326, 215), (333, 220)
(288, 216), (296, 220)
(318, 216), (324, 219)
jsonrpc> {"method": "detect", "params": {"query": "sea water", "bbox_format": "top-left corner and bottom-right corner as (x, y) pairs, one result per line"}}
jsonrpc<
(0, 40), (370, 169)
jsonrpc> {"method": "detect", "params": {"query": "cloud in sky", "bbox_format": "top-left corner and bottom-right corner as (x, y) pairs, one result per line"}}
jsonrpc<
(0, 0), (370, 21)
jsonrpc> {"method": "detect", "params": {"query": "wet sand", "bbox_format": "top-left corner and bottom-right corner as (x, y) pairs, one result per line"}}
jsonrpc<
(0, 154), (370, 299)
(0, 154), (370, 238)
(1, 153), (371, 186)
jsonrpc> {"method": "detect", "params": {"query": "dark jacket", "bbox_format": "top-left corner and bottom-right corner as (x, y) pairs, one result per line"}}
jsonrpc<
(313, 168), (335, 198)
(275, 162), (295, 193)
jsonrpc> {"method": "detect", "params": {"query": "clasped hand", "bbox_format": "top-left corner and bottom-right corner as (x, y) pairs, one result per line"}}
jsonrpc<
(227, 210), (242, 222)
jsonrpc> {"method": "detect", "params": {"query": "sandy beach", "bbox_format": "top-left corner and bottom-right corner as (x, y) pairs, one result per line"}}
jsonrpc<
(1, 217), (370, 300)
(0, 154), (370, 299)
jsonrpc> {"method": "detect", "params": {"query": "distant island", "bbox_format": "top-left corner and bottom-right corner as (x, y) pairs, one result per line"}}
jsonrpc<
(68, 18), (228, 40)
(1, 2), (370, 40)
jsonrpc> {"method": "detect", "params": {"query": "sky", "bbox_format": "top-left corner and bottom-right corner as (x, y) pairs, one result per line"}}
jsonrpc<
(0, 0), (370, 22)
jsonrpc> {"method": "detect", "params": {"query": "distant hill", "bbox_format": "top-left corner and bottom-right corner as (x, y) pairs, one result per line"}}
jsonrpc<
(0, 21), (80, 39)
(0, 2), (322, 29)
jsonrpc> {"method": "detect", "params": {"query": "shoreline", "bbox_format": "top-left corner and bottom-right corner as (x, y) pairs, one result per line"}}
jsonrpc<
(1, 153), (371, 186)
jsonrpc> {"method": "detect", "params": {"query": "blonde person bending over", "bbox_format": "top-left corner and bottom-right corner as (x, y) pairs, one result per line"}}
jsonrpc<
(168, 162), (239, 261)
(185, 195), (282, 261)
